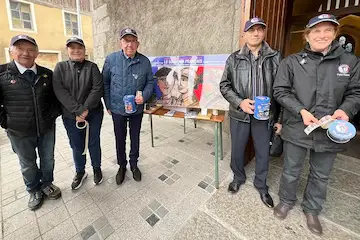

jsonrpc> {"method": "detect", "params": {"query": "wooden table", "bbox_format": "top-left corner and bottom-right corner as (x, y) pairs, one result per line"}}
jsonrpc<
(144, 107), (225, 189)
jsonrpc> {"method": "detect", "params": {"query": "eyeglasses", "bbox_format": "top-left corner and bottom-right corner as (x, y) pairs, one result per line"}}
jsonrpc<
(122, 39), (138, 45)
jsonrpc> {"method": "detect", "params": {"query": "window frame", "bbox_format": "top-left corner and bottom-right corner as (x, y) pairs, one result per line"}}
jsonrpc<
(62, 10), (81, 37)
(6, 0), (37, 33)
(5, 48), (62, 67)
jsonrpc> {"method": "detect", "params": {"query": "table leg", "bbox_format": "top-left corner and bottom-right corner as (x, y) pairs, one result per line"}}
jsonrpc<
(150, 114), (154, 147)
(219, 122), (223, 160)
(194, 119), (197, 128)
(184, 118), (186, 134)
(214, 122), (219, 189)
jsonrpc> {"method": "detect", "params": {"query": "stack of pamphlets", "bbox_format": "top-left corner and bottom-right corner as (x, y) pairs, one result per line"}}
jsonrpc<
(184, 111), (198, 119)
(164, 110), (176, 117)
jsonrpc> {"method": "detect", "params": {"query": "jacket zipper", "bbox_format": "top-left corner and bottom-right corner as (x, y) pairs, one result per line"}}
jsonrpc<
(32, 76), (41, 137)
(238, 52), (277, 99)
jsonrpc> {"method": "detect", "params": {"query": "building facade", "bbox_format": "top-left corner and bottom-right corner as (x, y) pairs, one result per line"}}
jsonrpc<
(0, 0), (94, 70)
(91, 0), (244, 69)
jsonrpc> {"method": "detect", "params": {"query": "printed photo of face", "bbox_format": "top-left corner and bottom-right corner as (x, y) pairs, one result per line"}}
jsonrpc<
(154, 66), (199, 106)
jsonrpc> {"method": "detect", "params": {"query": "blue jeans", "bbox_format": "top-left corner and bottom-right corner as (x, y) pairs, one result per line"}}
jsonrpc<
(63, 110), (103, 173)
(7, 128), (56, 193)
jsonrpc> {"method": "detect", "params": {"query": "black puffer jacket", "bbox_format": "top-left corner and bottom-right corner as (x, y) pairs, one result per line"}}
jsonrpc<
(0, 61), (60, 136)
(220, 42), (282, 123)
(273, 41), (360, 152)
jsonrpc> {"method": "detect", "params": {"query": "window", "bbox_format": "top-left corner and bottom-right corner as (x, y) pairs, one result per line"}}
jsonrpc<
(9, 0), (34, 30)
(64, 12), (79, 36)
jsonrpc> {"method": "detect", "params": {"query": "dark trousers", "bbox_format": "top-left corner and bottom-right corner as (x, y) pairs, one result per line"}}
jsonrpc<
(7, 128), (55, 193)
(230, 116), (271, 193)
(112, 113), (143, 168)
(63, 110), (103, 173)
(278, 141), (336, 215)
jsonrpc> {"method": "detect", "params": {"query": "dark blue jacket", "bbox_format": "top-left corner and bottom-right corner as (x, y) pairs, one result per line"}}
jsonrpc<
(102, 51), (154, 115)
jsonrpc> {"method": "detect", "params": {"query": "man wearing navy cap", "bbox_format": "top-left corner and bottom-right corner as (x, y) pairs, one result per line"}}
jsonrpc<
(0, 35), (61, 210)
(220, 17), (282, 208)
(102, 28), (154, 185)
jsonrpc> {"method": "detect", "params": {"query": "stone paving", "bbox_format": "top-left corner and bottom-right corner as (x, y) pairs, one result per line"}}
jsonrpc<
(0, 114), (231, 240)
(0, 114), (360, 240)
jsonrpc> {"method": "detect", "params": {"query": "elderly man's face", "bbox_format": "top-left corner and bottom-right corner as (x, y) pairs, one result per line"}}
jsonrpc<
(67, 43), (86, 62)
(120, 35), (139, 58)
(11, 40), (38, 68)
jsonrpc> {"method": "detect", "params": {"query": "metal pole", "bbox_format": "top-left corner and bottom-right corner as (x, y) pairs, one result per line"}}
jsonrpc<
(183, 118), (186, 134)
(76, 0), (83, 38)
(150, 114), (154, 147)
(219, 122), (223, 160)
(214, 122), (219, 189)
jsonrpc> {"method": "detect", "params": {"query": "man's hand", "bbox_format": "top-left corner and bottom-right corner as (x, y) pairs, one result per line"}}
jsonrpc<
(107, 109), (112, 115)
(332, 109), (349, 122)
(300, 109), (319, 126)
(274, 123), (282, 135)
(135, 95), (144, 104)
(76, 116), (85, 122)
(80, 109), (88, 119)
(240, 99), (255, 114)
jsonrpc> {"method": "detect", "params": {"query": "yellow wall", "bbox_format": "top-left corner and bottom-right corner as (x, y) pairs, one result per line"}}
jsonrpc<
(0, 0), (93, 69)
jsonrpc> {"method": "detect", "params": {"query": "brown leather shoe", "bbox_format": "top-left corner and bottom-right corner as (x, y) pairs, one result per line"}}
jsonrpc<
(273, 202), (292, 220)
(305, 213), (322, 236)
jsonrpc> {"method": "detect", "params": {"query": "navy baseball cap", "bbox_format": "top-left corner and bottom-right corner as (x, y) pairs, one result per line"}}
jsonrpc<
(10, 34), (37, 47)
(66, 37), (85, 47)
(120, 28), (138, 39)
(244, 17), (267, 32)
(306, 14), (339, 28)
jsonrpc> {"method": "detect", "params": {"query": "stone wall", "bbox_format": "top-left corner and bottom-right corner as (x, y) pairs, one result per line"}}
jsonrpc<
(92, 0), (243, 133)
(92, 0), (242, 69)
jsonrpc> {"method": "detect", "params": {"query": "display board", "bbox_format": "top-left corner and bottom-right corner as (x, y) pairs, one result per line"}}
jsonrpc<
(148, 55), (230, 111)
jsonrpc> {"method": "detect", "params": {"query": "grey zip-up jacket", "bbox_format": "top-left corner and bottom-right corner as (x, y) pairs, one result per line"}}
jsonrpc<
(220, 42), (282, 123)
(53, 60), (104, 119)
(273, 41), (360, 152)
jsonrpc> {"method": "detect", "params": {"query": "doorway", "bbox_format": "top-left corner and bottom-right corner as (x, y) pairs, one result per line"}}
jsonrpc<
(251, 0), (360, 158)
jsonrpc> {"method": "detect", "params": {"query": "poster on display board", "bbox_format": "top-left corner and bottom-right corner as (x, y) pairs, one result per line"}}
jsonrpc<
(148, 54), (230, 111)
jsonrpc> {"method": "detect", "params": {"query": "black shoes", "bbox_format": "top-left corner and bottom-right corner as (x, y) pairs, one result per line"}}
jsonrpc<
(228, 181), (242, 193)
(28, 190), (44, 211)
(260, 193), (274, 208)
(93, 168), (103, 185)
(116, 166), (127, 185)
(71, 171), (88, 190)
(131, 167), (142, 182)
(116, 166), (142, 184)
(42, 184), (62, 200)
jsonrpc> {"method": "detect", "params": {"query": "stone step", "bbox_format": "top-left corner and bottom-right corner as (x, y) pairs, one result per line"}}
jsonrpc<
(173, 182), (360, 240)
(244, 155), (360, 236)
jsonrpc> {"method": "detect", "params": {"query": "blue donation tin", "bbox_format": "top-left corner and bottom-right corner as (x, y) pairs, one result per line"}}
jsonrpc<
(123, 95), (136, 114)
(254, 96), (270, 120)
(326, 120), (356, 144)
